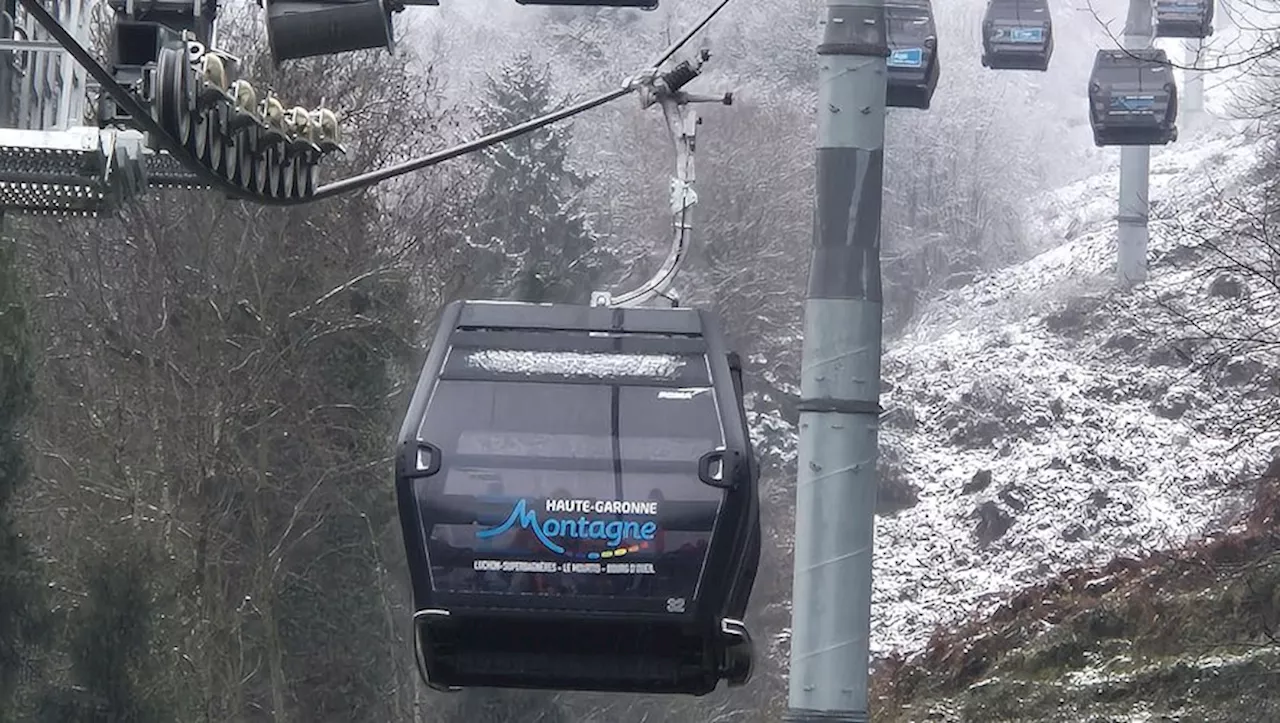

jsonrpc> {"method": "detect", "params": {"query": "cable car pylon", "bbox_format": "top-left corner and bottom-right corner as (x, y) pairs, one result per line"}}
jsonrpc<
(1117, 0), (1160, 288)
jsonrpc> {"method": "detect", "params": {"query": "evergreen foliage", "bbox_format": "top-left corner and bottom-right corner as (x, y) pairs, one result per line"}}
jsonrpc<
(3, 20), (437, 719)
(37, 540), (167, 723)
(470, 53), (615, 304)
(0, 222), (46, 721)
(276, 269), (414, 721)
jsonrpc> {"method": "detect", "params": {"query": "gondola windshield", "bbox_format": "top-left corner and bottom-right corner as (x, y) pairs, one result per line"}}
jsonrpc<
(1094, 50), (1170, 91)
(985, 0), (1048, 42)
(412, 346), (727, 606)
(887, 4), (932, 67)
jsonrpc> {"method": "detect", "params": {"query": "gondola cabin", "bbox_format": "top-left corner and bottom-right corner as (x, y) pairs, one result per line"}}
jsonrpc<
(981, 0), (1053, 72)
(885, 0), (940, 109)
(1154, 0), (1213, 39)
(1087, 48), (1179, 147)
(517, 0), (658, 6)
(396, 301), (761, 695)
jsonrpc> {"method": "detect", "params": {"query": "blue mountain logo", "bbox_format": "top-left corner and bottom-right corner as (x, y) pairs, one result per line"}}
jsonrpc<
(476, 499), (658, 560)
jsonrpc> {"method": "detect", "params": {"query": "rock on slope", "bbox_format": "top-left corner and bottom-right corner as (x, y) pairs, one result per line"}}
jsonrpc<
(860, 121), (1277, 658)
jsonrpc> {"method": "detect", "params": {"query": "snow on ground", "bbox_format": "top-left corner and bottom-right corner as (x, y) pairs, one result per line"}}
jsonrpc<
(867, 120), (1278, 657)
(1063, 646), (1280, 692)
(916, 122), (1261, 333)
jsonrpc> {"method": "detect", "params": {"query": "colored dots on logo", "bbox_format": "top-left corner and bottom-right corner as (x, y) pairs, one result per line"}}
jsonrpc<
(585, 541), (651, 560)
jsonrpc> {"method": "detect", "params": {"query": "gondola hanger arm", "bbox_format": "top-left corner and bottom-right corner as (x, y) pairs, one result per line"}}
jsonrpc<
(592, 49), (733, 310)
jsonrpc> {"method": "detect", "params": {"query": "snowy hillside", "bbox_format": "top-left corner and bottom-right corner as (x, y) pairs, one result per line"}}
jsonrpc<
(846, 122), (1273, 657)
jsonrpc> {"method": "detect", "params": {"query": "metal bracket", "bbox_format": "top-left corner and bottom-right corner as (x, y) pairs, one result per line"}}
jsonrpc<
(592, 50), (732, 310)
(1116, 213), (1148, 225)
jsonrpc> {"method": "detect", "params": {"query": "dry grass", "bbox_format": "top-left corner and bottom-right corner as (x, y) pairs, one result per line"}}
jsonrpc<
(870, 459), (1280, 719)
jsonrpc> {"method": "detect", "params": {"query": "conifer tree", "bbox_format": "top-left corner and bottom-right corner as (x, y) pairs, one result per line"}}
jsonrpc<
(469, 53), (615, 304)
(36, 539), (167, 723)
(0, 218), (46, 721)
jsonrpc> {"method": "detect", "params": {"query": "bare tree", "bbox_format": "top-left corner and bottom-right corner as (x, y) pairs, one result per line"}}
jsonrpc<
(12, 10), (480, 721)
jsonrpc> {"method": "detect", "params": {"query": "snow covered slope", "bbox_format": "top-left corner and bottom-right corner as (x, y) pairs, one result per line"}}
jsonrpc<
(863, 122), (1276, 656)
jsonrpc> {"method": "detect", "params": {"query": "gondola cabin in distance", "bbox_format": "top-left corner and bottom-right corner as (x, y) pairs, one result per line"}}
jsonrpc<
(519, 0), (660, 6)
(395, 301), (762, 695)
(1154, 0), (1214, 39)
(517, 0), (657, 6)
(885, 0), (940, 109)
(1087, 48), (1179, 148)
(981, 0), (1053, 72)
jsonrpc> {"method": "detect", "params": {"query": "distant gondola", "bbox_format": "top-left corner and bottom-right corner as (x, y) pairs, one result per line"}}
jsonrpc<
(981, 0), (1053, 72)
(396, 301), (761, 695)
(1154, 0), (1214, 39)
(886, 0), (940, 109)
(516, 0), (658, 6)
(1087, 48), (1179, 147)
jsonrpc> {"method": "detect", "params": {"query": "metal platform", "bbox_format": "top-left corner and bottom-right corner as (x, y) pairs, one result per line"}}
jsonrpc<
(0, 0), (210, 216)
(0, 127), (111, 215)
(0, 126), (208, 216)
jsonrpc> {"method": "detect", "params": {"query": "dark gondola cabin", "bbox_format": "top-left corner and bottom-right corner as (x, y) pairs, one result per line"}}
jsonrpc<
(1087, 48), (1179, 147)
(1154, 0), (1214, 39)
(517, 0), (658, 6)
(886, 0), (940, 109)
(981, 0), (1053, 71)
(396, 301), (761, 695)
